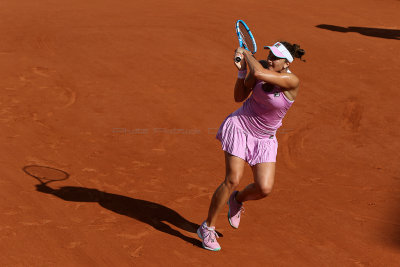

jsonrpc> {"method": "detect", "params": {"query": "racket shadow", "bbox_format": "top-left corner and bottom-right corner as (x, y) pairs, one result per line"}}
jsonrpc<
(23, 166), (205, 247)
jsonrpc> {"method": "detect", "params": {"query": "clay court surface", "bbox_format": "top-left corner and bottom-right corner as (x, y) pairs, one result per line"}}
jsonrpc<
(1, 0), (399, 265)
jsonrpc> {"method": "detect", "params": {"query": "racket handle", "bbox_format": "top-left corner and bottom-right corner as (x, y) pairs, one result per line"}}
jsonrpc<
(235, 56), (242, 63)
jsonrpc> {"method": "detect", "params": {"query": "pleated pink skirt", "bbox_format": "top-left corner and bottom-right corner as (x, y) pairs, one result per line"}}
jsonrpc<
(216, 115), (278, 166)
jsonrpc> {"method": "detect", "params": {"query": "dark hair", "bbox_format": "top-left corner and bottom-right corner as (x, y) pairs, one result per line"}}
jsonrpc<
(280, 41), (306, 62)
(259, 60), (269, 69)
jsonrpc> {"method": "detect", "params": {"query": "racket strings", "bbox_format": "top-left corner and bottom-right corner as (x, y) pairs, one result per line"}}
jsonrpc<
(238, 24), (255, 53)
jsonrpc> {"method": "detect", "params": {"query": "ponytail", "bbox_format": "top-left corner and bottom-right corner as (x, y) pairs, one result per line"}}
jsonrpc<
(280, 41), (306, 62)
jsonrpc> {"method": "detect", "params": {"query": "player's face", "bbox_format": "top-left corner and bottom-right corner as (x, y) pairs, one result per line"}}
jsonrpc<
(267, 51), (288, 72)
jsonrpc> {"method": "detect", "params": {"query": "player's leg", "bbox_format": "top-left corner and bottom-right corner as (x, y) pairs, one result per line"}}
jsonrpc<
(235, 162), (275, 202)
(226, 162), (275, 229)
(206, 152), (246, 227)
(198, 152), (245, 251)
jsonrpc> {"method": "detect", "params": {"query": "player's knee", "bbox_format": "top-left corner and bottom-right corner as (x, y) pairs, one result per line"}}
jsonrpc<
(224, 174), (241, 189)
(258, 184), (273, 197)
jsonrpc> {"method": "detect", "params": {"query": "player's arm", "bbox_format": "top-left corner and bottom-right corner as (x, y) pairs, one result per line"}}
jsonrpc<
(233, 53), (256, 102)
(242, 49), (299, 90)
(234, 74), (255, 102)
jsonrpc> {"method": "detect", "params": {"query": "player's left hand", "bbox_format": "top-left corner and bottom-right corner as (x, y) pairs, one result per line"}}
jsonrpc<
(235, 47), (246, 54)
(234, 52), (246, 70)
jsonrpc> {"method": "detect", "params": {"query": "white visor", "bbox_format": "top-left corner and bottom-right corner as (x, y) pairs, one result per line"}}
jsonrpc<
(264, 42), (294, 63)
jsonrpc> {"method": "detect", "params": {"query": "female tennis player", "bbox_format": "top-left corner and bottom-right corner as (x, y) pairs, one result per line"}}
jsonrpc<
(197, 41), (305, 251)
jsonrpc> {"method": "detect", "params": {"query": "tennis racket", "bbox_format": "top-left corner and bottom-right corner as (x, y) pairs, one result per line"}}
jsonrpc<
(235, 20), (257, 62)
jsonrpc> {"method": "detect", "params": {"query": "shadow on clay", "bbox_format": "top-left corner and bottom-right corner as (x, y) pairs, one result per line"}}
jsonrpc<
(316, 24), (400, 40)
(23, 165), (206, 248)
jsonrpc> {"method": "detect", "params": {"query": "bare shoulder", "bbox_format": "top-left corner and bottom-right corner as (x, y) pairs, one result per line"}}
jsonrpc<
(282, 72), (300, 101)
(286, 72), (299, 85)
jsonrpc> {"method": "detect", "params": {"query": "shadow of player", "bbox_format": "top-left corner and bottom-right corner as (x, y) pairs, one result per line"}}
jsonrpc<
(35, 183), (203, 247)
(316, 24), (400, 40)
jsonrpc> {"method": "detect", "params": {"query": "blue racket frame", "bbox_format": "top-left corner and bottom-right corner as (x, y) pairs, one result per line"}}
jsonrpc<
(235, 20), (257, 62)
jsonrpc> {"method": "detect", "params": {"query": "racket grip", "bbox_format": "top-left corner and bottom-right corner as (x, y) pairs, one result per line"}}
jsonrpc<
(235, 56), (242, 63)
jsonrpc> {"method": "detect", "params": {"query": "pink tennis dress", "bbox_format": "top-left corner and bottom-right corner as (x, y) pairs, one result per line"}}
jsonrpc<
(216, 80), (294, 166)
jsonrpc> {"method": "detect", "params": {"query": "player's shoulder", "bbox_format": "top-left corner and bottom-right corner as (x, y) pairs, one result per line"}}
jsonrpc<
(286, 70), (299, 80)
(285, 71), (300, 89)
